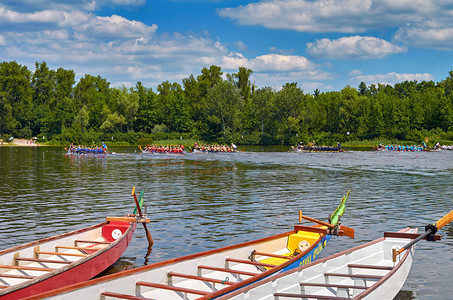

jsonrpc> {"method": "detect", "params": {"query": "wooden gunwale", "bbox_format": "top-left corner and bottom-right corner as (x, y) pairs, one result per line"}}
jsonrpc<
(215, 228), (413, 300)
(26, 225), (327, 299)
(1, 221), (135, 298)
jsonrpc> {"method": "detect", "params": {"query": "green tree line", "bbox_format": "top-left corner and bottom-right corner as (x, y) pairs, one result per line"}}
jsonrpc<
(2, 60), (453, 145)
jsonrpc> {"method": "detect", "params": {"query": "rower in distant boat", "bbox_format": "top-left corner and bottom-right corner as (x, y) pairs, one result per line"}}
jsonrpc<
(141, 144), (186, 154)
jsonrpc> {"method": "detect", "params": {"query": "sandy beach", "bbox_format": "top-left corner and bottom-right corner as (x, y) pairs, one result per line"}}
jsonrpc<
(1, 138), (40, 146)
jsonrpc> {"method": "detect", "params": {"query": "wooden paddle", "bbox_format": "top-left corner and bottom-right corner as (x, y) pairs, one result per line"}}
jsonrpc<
(106, 216), (150, 223)
(132, 186), (154, 246)
(392, 209), (453, 261)
(299, 211), (355, 239)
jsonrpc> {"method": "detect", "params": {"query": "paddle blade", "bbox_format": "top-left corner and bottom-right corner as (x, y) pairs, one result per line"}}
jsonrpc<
(340, 225), (355, 239)
(435, 209), (453, 229)
(133, 189), (145, 215)
(330, 190), (350, 225)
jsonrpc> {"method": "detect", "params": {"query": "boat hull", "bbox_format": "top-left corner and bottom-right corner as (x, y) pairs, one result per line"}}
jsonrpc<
(0, 221), (136, 300)
(25, 226), (332, 300)
(217, 228), (417, 300)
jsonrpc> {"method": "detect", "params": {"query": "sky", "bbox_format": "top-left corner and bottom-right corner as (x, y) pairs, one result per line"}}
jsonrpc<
(1, 0), (453, 93)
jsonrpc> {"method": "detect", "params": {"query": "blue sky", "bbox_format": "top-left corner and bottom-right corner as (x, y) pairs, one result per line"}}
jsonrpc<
(1, 0), (453, 93)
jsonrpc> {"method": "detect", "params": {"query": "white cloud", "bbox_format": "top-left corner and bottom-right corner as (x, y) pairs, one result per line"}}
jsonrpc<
(307, 36), (407, 59)
(0, 1), (378, 92)
(221, 52), (317, 73)
(76, 15), (158, 39)
(218, 0), (453, 49)
(350, 71), (433, 86)
(217, 0), (428, 33)
(234, 40), (247, 52)
(250, 54), (315, 72)
(349, 69), (362, 77)
(394, 26), (453, 50)
(1, 0), (146, 12)
(220, 52), (332, 90)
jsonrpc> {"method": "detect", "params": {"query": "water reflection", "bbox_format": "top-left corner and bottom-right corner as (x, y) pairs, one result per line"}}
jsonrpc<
(1, 147), (452, 299)
(394, 290), (416, 300)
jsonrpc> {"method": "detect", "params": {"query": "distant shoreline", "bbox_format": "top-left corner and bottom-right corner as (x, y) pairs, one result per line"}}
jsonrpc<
(1, 138), (40, 147)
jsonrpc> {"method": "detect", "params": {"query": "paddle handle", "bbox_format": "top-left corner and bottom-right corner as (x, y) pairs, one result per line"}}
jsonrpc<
(300, 213), (335, 229)
(435, 210), (453, 229)
(131, 186), (154, 246)
(132, 186), (144, 217)
(393, 209), (453, 261)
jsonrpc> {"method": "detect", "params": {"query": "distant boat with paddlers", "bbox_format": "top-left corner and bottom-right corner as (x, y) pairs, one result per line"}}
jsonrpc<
(66, 143), (108, 155)
(292, 141), (344, 153)
(190, 142), (237, 153)
(140, 145), (186, 155)
(373, 143), (431, 152)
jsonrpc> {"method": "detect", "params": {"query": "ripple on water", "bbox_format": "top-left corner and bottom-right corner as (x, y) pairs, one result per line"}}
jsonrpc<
(1, 146), (453, 298)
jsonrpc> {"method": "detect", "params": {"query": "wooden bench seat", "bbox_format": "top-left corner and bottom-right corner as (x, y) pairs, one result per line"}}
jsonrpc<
(274, 292), (349, 299)
(347, 263), (393, 270)
(36, 251), (87, 257)
(324, 273), (383, 280)
(75, 239), (111, 245)
(225, 257), (276, 268)
(136, 281), (209, 296)
(300, 282), (368, 289)
(0, 273), (35, 279)
(198, 265), (258, 277)
(0, 264), (55, 272)
(168, 272), (234, 286)
(252, 251), (291, 260)
(16, 257), (72, 265)
(55, 246), (103, 251)
(100, 291), (152, 300)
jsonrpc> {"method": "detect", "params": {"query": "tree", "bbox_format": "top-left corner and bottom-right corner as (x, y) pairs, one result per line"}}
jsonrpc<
(274, 83), (305, 136)
(206, 80), (242, 138)
(74, 74), (111, 129)
(134, 81), (157, 133)
(116, 87), (139, 131)
(100, 112), (126, 132)
(252, 87), (275, 134)
(358, 82), (370, 96)
(32, 61), (57, 135)
(74, 105), (89, 132)
(0, 61), (33, 136)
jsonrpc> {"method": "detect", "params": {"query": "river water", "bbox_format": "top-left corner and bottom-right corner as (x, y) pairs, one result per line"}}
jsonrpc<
(1, 146), (452, 299)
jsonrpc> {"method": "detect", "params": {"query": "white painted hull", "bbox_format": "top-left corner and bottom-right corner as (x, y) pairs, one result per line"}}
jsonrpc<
(218, 228), (417, 300)
(26, 226), (332, 300)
